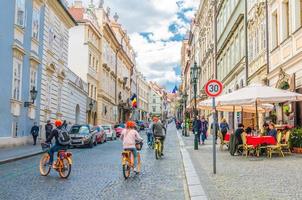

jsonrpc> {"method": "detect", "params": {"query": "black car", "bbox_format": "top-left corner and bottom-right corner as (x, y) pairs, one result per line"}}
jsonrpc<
(69, 124), (97, 148)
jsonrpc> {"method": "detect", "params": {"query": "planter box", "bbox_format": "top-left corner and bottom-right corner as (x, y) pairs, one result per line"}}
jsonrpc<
(292, 147), (302, 154)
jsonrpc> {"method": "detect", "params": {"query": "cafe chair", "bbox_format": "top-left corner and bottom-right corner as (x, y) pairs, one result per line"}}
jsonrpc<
(280, 131), (291, 154)
(266, 132), (284, 158)
(241, 133), (258, 157)
(218, 131), (229, 150)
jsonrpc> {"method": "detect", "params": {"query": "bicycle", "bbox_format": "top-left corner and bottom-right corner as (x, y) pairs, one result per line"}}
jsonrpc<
(154, 137), (163, 160)
(39, 143), (73, 179)
(121, 141), (143, 179)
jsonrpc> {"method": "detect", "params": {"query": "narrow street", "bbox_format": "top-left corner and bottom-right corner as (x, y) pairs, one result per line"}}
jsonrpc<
(0, 125), (186, 200)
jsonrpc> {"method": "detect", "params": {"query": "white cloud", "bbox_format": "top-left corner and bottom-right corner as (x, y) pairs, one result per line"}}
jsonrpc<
(68, 0), (199, 89)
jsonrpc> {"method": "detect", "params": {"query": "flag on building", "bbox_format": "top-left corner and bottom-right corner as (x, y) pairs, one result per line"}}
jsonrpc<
(130, 94), (137, 108)
(172, 85), (178, 93)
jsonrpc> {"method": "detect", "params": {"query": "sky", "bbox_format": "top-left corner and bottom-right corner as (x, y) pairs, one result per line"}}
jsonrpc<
(67, 0), (199, 91)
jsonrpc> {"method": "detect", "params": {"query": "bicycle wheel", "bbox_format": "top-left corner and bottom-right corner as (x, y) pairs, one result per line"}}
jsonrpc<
(40, 154), (51, 176)
(122, 163), (130, 179)
(155, 142), (160, 160)
(58, 158), (72, 179)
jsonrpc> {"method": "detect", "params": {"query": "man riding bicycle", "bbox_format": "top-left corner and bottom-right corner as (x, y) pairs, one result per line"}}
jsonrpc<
(45, 120), (68, 168)
(152, 117), (166, 156)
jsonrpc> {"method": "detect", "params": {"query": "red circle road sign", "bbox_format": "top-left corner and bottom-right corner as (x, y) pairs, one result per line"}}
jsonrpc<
(205, 80), (223, 97)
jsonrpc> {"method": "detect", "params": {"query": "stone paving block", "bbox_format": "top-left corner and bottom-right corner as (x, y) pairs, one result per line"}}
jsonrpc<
(187, 176), (201, 186)
(191, 195), (208, 200)
(189, 184), (206, 197)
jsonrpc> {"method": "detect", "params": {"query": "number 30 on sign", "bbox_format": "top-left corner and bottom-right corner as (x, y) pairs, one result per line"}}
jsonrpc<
(205, 80), (223, 97)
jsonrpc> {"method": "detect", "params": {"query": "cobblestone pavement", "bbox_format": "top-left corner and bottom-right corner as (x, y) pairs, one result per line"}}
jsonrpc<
(0, 125), (186, 200)
(181, 132), (302, 200)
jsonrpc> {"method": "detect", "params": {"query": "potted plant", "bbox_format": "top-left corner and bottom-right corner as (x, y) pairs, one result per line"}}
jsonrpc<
(289, 127), (302, 153)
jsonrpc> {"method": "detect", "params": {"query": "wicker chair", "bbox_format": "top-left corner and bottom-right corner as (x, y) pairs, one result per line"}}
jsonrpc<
(266, 132), (284, 158)
(241, 133), (258, 157)
(280, 131), (291, 154)
(218, 131), (229, 150)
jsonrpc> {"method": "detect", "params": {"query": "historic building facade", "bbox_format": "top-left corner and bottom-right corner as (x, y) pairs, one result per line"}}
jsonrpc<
(68, 1), (101, 125)
(39, 0), (77, 135)
(268, 0), (302, 126)
(0, 0), (44, 147)
(137, 72), (149, 121)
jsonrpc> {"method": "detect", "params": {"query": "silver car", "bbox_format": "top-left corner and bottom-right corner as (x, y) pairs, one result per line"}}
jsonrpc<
(101, 125), (117, 140)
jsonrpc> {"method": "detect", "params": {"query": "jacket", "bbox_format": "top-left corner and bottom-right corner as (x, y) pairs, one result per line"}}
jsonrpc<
(120, 129), (142, 149)
(31, 126), (39, 136)
(193, 120), (202, 133)
(152, 122), (166, 137)
(46, 128), (60, 145)
(45, 124), (53, 134)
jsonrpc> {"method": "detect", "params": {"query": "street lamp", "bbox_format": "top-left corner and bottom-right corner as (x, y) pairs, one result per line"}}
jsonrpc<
(183, 92), (188, 136)
(24, 86), (38, 107)
(190, 61), (201, 150)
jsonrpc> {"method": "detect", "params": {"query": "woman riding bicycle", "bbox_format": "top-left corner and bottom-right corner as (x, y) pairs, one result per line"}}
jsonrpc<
(120, 121), (143, 172)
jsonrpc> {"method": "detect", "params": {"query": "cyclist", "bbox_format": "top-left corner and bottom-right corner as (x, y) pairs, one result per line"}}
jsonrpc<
(120, 121), (143, 172)
(152, 117), (166, 156)
(45, 120), (67, 168)
(146, 120), (154, 147)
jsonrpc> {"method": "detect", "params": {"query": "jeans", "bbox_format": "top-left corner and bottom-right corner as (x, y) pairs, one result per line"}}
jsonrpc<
(32, 135), (38, 145)
(147, 132), (154, 145)
(201, 131), (207, 143)
(124, 148), (138, 167)
(48, 144), (65, 165)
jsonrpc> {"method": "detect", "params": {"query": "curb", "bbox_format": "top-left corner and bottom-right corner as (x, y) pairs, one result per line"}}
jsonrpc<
(177, 131), (208, 200)
(0, 151), (43, 165)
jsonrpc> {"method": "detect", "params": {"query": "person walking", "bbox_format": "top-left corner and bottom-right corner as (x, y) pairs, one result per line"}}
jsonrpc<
(45, 120), (53, 141)
(31, 122), (39, 145)
(193, 116), (202, 145)
(200, 116), (208, 145)
(220, 118), (229, 140)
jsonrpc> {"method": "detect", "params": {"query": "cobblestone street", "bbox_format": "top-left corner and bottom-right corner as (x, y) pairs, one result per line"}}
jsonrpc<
(181, 132), (302, 200)
(0, 125), (186, 200)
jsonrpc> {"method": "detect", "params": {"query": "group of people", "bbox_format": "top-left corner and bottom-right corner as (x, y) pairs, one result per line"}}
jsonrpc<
(30, 120), (72, 145)
(119, 117), (167, 172)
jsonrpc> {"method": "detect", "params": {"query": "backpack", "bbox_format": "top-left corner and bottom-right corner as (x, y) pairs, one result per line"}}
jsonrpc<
(57, 128), (71, 146)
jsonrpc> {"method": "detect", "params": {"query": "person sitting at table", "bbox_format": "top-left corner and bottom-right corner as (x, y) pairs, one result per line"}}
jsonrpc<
(267, 123), (277, 141)
(219, 118), (229, 140)
(245, 126), (252, 135)
(261, 123), (270, 136)
(235, 123), (245, 145)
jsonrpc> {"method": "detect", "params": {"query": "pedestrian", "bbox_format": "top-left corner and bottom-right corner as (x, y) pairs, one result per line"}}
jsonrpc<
(200, 116), (208, 145)
(193, 116), (202, 144)
(211, 120), (219, 144)
(45, 120), (53, 141)
(31, 122), (39, 145)
(219, 118), (229, 140)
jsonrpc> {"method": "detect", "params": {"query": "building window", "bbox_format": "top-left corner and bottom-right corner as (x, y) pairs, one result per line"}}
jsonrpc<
(282, 0), (290, 40)
(46, 76), (52, 107)
(12, 58), (22, 100)
(89, 53), (92, 67)
(152, 106), (156, 113)
(272, 10), (279, 48)
(32, 8), (40, 40)
(29, 66), (37, 100)
(57, 83), (62, 112)
(153, 99), (156, 104)
(88, 83), (90, 97)
(90, 84), (93, 98)
(94, 86), (97, 99)
(96, 60), (98, 71)
(15, 0), (25, 27)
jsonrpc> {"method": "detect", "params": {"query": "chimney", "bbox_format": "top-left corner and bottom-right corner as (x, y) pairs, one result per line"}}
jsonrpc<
(74, 0), (83, 8)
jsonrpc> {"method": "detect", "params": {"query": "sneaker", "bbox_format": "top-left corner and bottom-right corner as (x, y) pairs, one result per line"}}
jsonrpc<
(161, 153), (164, 156)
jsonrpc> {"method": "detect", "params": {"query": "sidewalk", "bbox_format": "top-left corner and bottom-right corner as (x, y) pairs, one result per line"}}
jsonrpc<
(181, 133), (302, 200)
(0, 144), (42, 165)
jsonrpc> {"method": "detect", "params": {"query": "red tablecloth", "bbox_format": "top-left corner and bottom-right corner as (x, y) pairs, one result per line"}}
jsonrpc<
(246, 136), (276, 147)
(225, 133), (230, 141)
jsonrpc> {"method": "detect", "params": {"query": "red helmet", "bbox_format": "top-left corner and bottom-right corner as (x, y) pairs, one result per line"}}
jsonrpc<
(126, 121), (136, 128)
(54, 120), (63, 127)
(153, 117), (159, 122)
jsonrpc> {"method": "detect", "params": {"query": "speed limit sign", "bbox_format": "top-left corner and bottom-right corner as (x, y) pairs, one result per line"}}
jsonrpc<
(205, 79), (223, 97)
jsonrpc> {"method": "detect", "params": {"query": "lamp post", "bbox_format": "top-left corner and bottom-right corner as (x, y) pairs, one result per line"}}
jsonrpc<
(24, 86), (38, 107)
(183, 92), (188, 136)
(190, 61), (201, 150)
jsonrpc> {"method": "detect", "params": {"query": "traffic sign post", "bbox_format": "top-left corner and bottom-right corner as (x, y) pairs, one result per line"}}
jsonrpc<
(205, 80), (223, 174)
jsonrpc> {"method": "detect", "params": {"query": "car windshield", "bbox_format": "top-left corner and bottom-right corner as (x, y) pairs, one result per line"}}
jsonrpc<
(69, 126), (90, 135)
(102, 126), (111, 130)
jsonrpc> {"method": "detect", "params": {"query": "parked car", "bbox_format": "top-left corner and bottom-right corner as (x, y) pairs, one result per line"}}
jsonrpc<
(114, 124), (124, 137)
(101, 125), (117, 140)
(93, 125), (106, 144)
(69, 124), (97, 148)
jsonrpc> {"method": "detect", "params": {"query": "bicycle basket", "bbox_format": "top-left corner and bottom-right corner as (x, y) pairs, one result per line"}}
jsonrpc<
(41, 143), (50, 152)
(135, 141), (143, 151)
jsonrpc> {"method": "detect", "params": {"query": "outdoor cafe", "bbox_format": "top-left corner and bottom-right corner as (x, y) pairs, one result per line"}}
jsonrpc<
(198, 84), (302, 158)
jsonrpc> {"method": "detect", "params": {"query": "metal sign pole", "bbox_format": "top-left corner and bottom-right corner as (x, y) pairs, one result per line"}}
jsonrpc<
(212, 97), (217, 174)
